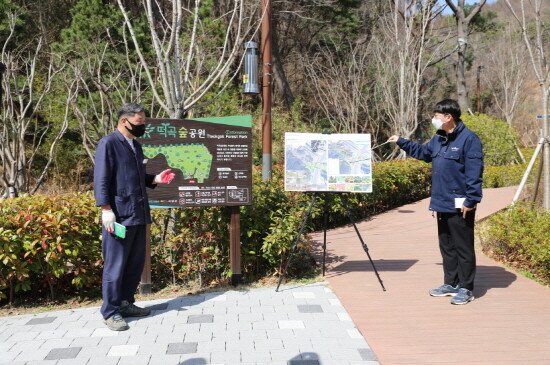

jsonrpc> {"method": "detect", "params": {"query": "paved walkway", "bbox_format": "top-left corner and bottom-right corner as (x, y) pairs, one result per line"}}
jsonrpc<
(312, 186), (550, 364)
(0, 283), (378, 365)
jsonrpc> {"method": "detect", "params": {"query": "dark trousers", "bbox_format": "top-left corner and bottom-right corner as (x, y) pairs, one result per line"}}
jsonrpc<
(100, 224), (146, 319)
(437, 211), (476, 291)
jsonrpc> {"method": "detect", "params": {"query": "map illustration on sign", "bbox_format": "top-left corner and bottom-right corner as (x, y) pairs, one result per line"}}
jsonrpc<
(142, 144), (213, 183)
(285, 133), (372, 193)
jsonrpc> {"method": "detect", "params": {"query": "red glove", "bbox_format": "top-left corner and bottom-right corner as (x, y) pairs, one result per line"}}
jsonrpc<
(154, 169), (175, 184)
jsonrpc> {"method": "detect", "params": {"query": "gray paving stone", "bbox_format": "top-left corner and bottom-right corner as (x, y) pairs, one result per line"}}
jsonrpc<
(26, 317), (57, 325)
(148, 354), (183, 365)
(86, 356), (120, 365)
(358, 348), (378, 361)
(166, 342), (198, 354)
(187, 314), (213, 324)
(297, 305), (324, 313)
(45, 347), (82, 360)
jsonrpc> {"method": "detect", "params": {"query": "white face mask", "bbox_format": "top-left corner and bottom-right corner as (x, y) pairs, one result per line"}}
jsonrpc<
(431, 118), (444, 130)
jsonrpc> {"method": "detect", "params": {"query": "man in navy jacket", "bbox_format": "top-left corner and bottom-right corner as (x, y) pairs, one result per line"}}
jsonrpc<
(94, 103), (175, 330)
(388, 99), (484, 305)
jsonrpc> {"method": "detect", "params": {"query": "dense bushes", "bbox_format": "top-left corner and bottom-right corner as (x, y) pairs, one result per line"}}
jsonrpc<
(0, 158), (431, 303)
(463, 113), (522, 166)
(0, 194), (102, 303)
(479, 202), (550, 284)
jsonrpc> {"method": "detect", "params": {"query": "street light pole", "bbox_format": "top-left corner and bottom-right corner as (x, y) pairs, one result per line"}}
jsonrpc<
(261, 0), (272, 181)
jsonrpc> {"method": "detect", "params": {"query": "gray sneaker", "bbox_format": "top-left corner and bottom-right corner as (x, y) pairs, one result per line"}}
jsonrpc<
(429, 284), (459, 297)
(120, 300), (151, 317)
(451, 288), (474, 305)
(104, 313), (129, 331)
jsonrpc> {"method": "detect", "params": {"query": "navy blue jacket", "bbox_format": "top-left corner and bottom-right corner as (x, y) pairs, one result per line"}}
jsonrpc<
(397, 121), (484, 213)
(94, 130), (157, 226)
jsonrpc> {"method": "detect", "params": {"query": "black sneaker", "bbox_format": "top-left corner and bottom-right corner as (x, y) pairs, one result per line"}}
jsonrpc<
(428, 284), (459, 297)
(120, 300), (151, 317)
(451, 288), (474, 305)
(104, 313), (129, 331)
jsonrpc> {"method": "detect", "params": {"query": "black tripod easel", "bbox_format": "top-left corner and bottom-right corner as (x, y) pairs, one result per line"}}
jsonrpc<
(276, 192), (386, 292)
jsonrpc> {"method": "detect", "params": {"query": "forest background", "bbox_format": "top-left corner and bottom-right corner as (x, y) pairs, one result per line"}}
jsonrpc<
(1, 0), (550, 306)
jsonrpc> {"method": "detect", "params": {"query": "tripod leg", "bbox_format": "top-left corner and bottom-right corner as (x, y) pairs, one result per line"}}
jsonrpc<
(276, 195), (317, 292)
(340, 195), (386, 291)
(322, 200), (329, 276)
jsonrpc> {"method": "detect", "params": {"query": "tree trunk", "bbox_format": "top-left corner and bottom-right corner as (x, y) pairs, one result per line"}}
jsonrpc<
(456, 15), (469, 110)
(272, 17), (294, 110)
(542, 87), (550, 210)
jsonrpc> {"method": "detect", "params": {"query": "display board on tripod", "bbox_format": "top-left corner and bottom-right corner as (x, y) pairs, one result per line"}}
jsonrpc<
(284, 133), (372, 193)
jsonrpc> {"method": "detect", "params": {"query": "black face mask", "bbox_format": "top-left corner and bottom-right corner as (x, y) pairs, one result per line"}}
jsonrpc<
(125, 119), (146, 138)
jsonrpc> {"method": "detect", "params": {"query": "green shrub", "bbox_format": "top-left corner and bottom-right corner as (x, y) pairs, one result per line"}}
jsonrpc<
(0, 158), (432, 303)
(479, 202), (550, 284)
(463, 113), (521, 166)
(0, 193), (102, 303)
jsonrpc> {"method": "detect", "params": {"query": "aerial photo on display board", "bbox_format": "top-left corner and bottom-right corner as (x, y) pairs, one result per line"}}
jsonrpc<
(284, 133), (372, 193)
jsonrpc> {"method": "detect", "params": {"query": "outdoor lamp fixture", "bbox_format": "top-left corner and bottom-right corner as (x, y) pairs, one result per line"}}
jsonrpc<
(243, 41), (259, 94)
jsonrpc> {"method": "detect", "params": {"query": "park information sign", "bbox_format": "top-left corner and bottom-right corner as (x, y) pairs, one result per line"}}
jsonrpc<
(284, 132), (372, 193)
(139, 116), (253, 208)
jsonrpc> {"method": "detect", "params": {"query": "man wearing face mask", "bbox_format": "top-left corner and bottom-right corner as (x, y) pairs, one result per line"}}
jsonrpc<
(94, 103), (175, 330)
(387, 99), (483, 305)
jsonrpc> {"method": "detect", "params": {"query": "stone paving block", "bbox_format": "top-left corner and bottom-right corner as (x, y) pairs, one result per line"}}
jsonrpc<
(292, 292), (316, 299)
(358, 348), (378, 361)
(210, 350), (241, 364)
(241, 349), (272, 363)
(148, 354), (183, 365)
(330, 348), (364, 361)
(347, 328), (364, 339)
(254, 338), (284, 351)
(187, 314), (213, 324)
(44, 346), (82, 360)
(297, 305), (324, 313)
(238, 312), (264, 322)
(10, 339), (46, 354)
(117, 354), (151, 365)
(225, 339), (255, 352)
(70, 336), (101, 347)
(263, 312), (289, 321)
(75, 344), (111, 359)
(107, 344), (139, 357)
(26, 317), (57, 325)
(155, 333), (186, 344)
(91, 327), (119, 337)
(238, 329), (267, 340)
(278, 320), (305, 329)
(226, 320), (252, 331)
(195, 339), (226, 353)
(251, 319), (279, 330)
(63, 327), (94, 339)
(166, 342), (198, 354)
(99, 332), (131, 346)
(136, 343), (169, 355)
(40, 338), (73, 350)
(14, 348), (50, 362)
(9, 331), (39, 341)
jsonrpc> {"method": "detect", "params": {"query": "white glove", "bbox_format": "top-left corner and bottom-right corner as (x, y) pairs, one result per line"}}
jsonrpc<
(101, 209), (116, 233)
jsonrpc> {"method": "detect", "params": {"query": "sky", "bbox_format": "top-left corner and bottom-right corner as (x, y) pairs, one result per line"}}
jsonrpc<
(439, 0), (500, 15)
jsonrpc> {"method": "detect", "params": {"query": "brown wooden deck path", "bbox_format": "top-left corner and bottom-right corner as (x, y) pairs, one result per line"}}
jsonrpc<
(311, 186), (550, 364)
